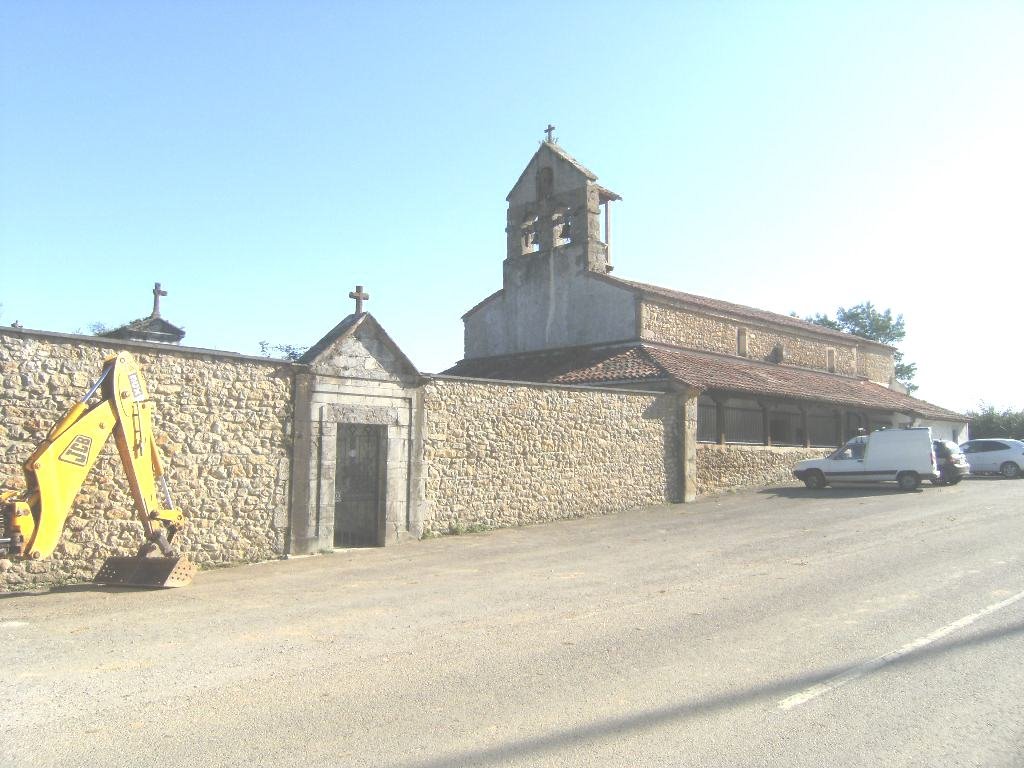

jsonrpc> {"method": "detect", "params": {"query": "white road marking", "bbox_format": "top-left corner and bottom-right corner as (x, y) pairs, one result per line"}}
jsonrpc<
(779, 589), (1024, 710)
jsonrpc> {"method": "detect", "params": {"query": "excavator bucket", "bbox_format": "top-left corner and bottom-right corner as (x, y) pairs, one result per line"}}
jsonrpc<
(94, 554), (197, 588)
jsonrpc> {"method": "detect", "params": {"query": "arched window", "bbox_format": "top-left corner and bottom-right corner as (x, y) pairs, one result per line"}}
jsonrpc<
(536, 166), (554, 200)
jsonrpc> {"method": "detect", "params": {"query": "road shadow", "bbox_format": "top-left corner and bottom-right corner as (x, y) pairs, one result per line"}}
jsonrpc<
(0, 582), (164, 599)
(384, 618), (1024, 768)
(759, 485), (906, 499)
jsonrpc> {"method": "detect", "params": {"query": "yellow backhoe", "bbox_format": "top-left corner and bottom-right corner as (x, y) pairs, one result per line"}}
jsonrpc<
(1, 351), (196, 587)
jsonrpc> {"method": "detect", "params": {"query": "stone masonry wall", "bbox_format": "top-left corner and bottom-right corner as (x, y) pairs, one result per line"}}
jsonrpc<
(696, 444), (832, 496)
(1, 330), (293, 591)
(857, 348), (896, 384)
(641, 301), (861, 375)
(421, 378), (680, 534)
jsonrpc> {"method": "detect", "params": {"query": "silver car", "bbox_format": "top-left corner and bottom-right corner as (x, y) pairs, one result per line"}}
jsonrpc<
(959, 438), (1024, 479)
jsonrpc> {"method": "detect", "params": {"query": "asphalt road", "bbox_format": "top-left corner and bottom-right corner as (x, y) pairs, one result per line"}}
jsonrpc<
(4, 477), (1023, 768)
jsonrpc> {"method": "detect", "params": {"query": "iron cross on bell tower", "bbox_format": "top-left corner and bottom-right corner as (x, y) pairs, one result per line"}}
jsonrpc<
(349, 285), (369, 314)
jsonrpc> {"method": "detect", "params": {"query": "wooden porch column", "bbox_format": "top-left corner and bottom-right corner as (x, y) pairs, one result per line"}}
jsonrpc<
(760, 401), (772, 446)
(800, 406), (810, 448)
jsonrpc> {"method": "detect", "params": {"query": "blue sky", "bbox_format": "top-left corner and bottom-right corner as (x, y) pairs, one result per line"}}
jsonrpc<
(1, 1), (1021, 412)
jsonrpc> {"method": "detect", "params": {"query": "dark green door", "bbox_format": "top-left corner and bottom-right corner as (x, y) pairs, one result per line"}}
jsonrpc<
(334, 424), (385, 547)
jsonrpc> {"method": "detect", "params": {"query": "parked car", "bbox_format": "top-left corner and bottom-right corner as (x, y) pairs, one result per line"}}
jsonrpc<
(793, 427), (939, 491)
(958, 439), (1024, 479)
(931, 440), (970, 485)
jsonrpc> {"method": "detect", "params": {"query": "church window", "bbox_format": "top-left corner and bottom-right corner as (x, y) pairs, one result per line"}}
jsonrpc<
(846, 412), (867, 438)
(536, 166), (554, 200)
(807, 409), (840, 447)
(827, 348), (836, 372)
(722, 399), (763, 444)
(767, 403), (803, 446)
(697, 395), (718, 443)
(737, 328), (749, 357)
(707, 397), (840, 447)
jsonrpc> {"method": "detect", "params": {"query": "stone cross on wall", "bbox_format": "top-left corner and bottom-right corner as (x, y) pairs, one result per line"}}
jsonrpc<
(151, 282), (167, 318)
(349, 285), (369, 314)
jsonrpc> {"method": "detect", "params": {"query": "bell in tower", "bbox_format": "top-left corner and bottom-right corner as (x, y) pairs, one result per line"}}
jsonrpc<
(504, 137), (620, 275)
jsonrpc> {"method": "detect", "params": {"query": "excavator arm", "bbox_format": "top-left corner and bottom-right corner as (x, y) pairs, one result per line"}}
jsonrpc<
(1, 352), (195, 587)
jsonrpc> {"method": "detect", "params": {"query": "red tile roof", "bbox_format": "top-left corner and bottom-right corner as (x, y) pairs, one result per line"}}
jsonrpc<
(550, 346), (665, 383)
(640, 345), (961, 419)
(442, 344), (663, 385)
(443, 343), (962, 421)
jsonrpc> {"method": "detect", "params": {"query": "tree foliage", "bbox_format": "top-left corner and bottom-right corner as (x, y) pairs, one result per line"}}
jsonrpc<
(805, 301), (917, 392)
(258, 341), (307, 361)
(965, 404), (1024, 439)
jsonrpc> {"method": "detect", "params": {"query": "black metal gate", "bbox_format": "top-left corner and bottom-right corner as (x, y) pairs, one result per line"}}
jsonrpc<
(334, 424), (385, 547)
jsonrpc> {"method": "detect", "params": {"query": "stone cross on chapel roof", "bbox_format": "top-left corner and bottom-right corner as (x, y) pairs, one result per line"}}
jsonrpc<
(544, 124), (556, 143)
(349, 285), (369, 314)
(151, 282), (167, 318)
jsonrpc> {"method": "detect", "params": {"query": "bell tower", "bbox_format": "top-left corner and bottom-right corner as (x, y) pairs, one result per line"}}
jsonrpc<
(460, 135), (634, 359)
(503, 138), (620, 286)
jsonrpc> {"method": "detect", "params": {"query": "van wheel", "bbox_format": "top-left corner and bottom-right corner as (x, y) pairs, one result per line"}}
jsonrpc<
(803, 470), (826, 489)
(897, 472), (920, 491)
(1000, 462), (1021, 479)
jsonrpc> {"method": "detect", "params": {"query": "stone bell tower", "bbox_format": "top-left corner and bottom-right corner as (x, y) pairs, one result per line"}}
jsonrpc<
(460, 135), (633, 360)
(504, 138), (621, 284)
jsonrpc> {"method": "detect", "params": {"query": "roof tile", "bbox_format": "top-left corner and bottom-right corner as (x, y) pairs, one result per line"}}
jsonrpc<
(444, 343), (963, 421)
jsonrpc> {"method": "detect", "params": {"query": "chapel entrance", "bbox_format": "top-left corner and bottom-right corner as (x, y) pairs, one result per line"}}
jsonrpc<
(334, 423), (386, 547)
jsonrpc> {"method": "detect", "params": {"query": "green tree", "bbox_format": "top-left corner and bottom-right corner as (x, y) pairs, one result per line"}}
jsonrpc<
(965, 404), (1024, 439)
(258, 341), (308, 361)
(805, 302), (917, 392)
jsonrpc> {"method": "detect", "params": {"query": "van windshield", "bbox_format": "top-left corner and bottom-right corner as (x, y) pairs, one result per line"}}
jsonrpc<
(830, 443), (865, 460)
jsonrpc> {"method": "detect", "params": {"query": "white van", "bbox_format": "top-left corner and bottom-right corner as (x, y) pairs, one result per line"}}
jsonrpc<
(793, 428), (939, 491)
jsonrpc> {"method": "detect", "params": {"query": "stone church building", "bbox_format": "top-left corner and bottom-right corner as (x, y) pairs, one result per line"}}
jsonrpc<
(0, 140), (965, 590)
(447, 140), (963, 445)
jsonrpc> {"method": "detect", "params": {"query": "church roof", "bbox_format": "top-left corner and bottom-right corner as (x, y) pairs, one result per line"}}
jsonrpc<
(506, 141), (599, 201)
(100, 315), (185, 344)
(298, 313), (365, 364)
(443, 343), (663, 385)
(461, 288), (504, 320)
(442, 342), (962, 421)
(100, 282), (185, 344)
(640, 345), (960, 419)
(298, 312), (420, 378)
(595, 275), (895, 350)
